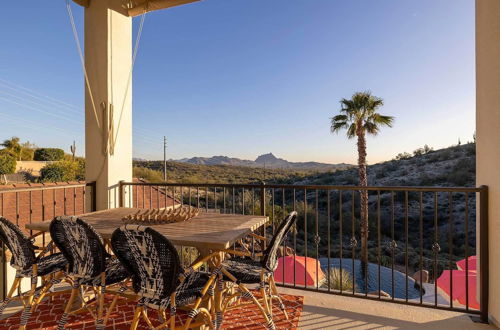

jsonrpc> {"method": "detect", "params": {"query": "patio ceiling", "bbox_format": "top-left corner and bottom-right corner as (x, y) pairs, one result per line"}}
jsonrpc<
(72, 0), (201, 17)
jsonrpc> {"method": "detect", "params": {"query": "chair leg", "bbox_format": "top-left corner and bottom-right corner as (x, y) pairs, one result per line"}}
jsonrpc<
(19, 275), (38, 329)
(260, 272), (274, 322)
(130, 306), (143, 330)
(103, 294), (119, 326)
(0, 277), (21, 318)
(141, 308), (155, 328)
(170, 305), (176, 330)
(222, 268), (275, 330)
(95, 273), (106, 330)
(269, 276), (288, 320)
(57, 285), (79, 330)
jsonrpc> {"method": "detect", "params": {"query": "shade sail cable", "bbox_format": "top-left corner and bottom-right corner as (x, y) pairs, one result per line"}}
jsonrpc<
(65, 0), (101, 130)
(113, 8), (147, 145)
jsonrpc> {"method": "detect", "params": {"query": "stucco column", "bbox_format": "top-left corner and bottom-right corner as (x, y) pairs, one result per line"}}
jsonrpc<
(476, 0), (500, 325)
(84, 0), (132, 210)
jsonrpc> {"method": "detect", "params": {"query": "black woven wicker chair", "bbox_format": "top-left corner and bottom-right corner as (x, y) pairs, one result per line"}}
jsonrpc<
(220, 211), (298, 324)
(49, 216), (129, 330)
(0, 216), (67, 329)
(111, 225), (220, 330)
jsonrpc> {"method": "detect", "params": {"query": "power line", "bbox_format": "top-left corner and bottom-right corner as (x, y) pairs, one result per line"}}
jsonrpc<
(0, 112), (81, 139)
(0, 78), (81, 113)
(133, 131), (159, 145)
(0, 90), (81, 122)
(0, 96), (81, 124)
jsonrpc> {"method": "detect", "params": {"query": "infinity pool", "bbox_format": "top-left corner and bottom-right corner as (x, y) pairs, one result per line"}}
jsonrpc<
(319, 258), (423, 299)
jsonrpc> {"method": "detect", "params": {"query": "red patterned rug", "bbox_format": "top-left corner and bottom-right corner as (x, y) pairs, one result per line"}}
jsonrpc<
(0, 292), (303, 329)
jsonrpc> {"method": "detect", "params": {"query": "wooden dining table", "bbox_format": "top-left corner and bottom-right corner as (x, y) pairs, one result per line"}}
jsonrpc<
(25, 207), (268, 254)
(25, 207), (269, 329)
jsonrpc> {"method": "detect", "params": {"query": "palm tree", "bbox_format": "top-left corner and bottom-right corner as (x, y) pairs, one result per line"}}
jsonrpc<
(330, 91), (394, 266)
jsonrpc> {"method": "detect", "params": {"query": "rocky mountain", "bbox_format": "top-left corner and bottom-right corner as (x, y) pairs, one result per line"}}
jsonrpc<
(177, 152), (351, 171)
(176, 156), (255, 167)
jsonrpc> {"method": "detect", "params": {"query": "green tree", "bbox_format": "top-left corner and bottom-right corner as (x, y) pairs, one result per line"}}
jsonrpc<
(1, 137), (22, 160)
(40, 160), (83, 182)
(0, 152), (16, 175)
(34, 148), (65, 161)
(330, 91), (394, 265)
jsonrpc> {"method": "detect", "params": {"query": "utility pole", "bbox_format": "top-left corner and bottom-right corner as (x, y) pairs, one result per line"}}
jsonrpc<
(163, 136), (167, 182)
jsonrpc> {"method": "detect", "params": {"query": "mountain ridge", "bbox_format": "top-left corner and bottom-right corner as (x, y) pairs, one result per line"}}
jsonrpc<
(175, 152), (351, 171)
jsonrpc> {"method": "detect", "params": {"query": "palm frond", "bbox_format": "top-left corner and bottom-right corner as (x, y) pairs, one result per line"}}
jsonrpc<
(332, 114), (348, 122)
(364, 121), (379, 135)
(346, 123), (357, 139)
(330, 121), (349, 133)
(371, 114), (394, 127)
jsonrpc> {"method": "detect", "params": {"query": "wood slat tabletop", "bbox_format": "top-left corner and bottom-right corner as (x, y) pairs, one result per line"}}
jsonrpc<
(25, 207), (268, 251)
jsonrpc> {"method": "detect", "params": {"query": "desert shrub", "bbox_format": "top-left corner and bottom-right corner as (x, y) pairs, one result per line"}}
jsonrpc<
(375, 169), (385, 179)
(383, 161), (398, 172)
(324, 268), (356, 291)
(133, 166), (164, 182)
(438, 149), (452, 161)
(40, 160), (82, 182)
(0, 153), (16, 175)
(394, 152), (412, 161)
(445, 159), (475, 186)
(423, 144), (433, 154)
(464, 143), (476, 156)
(75, 158), (85, 180)
(413, 148), (424, 156)
(20, 148), (34, 161)
(418, 173), (436, 186)
(342, 172), (358, 185)
(414, 145), (434, 156)
(34, 148), (65, 161)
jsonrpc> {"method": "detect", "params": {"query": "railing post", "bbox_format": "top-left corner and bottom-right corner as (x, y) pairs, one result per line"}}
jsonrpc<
(260, 183), (266, 217)
(480, 185), (489, 323)
(260, 183), (266, 250)
(119, 180), (125, 208)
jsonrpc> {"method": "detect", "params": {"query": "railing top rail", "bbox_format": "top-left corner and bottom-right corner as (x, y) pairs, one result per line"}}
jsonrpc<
(121, 181), (483, 193)
(0, 182), (95, 194)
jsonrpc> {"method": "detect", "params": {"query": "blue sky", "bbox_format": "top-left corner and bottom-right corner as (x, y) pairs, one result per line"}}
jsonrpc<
(0, 0), (475, 164)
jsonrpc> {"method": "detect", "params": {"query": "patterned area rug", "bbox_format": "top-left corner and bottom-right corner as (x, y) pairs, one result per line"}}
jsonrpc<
(0, 292), (303, 329)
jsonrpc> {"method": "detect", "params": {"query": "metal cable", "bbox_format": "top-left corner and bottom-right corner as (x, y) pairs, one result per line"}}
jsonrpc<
(65, 0), (101, 129)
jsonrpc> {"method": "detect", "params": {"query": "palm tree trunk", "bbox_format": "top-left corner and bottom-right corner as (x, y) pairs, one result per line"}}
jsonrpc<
(356, 127), (369, 268)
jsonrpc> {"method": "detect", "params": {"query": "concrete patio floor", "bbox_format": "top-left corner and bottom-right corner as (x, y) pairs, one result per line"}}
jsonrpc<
(1, 287), (496, 329)
(278, 287), (495, 329)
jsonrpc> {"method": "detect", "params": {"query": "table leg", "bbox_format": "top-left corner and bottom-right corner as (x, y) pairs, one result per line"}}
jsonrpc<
(190, 249), (223, 330)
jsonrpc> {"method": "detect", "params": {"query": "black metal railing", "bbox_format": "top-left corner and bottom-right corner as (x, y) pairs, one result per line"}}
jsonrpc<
(0, 182), (96, 299)
(120, 181), (488, 321)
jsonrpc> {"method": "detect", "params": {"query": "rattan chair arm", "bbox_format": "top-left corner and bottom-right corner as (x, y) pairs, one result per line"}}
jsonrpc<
(28, 231), (45, 240)
(249, 233), (267, 241)
(221, 249), (263, 258)
(188, 252), (221, 273)
(34, 241), (55, 261)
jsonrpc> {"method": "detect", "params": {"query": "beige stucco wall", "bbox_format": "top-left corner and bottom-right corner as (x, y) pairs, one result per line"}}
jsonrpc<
(476, 0), (500, 326)
(84, 0), (133, 210)
(15, 161), (54, 176)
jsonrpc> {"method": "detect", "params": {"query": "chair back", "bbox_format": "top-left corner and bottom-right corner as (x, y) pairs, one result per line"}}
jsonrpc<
(49, 216), (106, 279)
(0, 217), (36, 271)
(261, 211), (298, 272)
(111, 225), (182, 300)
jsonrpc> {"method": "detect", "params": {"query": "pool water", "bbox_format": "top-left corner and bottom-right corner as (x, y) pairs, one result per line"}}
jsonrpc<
(319, 258), (423, 299)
